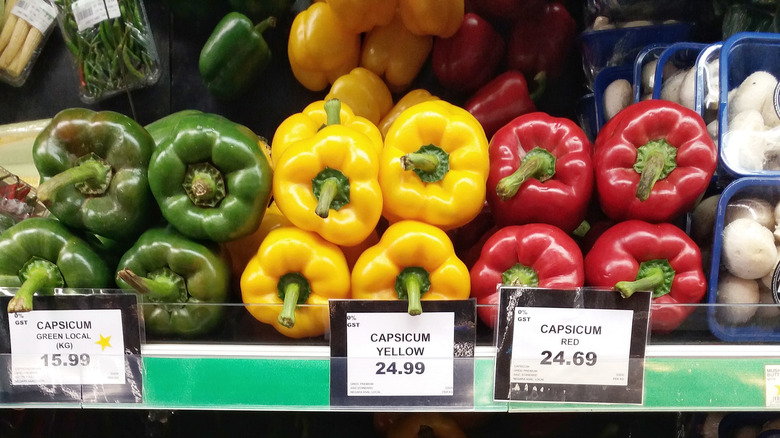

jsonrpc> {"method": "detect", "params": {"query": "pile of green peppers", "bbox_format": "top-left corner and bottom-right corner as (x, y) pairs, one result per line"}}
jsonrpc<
(0, 108), (274, 339)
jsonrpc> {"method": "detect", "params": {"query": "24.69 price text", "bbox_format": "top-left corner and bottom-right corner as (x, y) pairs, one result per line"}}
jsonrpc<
(40, 353), (91, 367)
(540, 350), (597, 366)
(375, 361), (425, 375)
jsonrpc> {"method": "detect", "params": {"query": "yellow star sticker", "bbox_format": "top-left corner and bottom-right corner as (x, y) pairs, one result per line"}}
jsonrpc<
(775, 385), (780, 395)
(96, 334), (112, 351)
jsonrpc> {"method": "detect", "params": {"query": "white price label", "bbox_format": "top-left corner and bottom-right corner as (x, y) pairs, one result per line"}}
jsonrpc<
(11, 0), (57, 34)
(71, 0), (110, 31)
(510, 306), (633, 386)
(8, 309), (126, 385)
(346, 312), (454, 397)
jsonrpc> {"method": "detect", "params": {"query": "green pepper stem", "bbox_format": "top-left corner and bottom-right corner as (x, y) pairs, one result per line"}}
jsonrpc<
(402, 152), (439, 173)
(634, 139), (677, 202)
(324, 98), (342, 126)
(404, 274), (423, 316)
(254, 16), (277, 34)
(8, 259), (63, 313)
(116, 268), (182, 302)
(183, 162), (226, 208)
(278, 281), (300, 328)
(315, 177), (340, 218)
(502, 263), (539, 287)
(36, 158), (111, 202)
(614, 268), (664, 298)
(495, 147), (556, 200)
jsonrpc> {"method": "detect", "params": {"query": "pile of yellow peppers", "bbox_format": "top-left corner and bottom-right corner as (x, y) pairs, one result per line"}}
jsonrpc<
(287, 0), (463, 130)
(239, 97), (489, 338)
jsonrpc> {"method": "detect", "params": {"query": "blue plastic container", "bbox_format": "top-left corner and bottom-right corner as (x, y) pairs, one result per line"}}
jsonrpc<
(651, 42), (708, 101)
(631, 43), (668, 102)
(718, 32), (780, 178)
(593, 65), (633, 131)
(694, 42), (723, 120)
(578, 21), (693, 89)
(707, 177), (780, 342)
(576, 93), (598, 143)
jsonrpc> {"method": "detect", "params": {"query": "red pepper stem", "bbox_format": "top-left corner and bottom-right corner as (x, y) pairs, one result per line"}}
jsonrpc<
(404, 275), (423, 316)
(315, 177), (340, 218)
(495, 147), (556, 200)
(253, 16), (277, 34)
(36, 158), (111, 202)
(402, 152), (439, 173)
(324, 98), (342, 126)
(7, 260), (61, 313)
(116, 268), (182, 303)
(278, 281), (300, 328)
(528, 71), (547, 102)
(614, 268), (664, 299)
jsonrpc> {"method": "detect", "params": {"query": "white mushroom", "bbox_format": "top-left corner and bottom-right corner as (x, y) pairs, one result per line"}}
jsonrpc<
(716, 273), (760, 325)
(725, 196), (774, 229)
(660, 69), (686, 104)
(704, 58), (720, 112)
(722, 109), (768, 171)
(678, 67), (697, 110)
(603, 79), (633, 121)
(722, 217), (777, 279)
(761, 89), (780, 128)
(760, 245), (780, 289)
(728, 70), (779, 121)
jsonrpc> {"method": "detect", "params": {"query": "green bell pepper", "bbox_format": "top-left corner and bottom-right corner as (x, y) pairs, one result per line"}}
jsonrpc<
(115, 226), (230, 337)
(32, 108), (159, 242)
(0, 217), (114, 313)
(199, 12), (276, 100)
(145, 109), (203, 147)
(148, 112), (273, 242)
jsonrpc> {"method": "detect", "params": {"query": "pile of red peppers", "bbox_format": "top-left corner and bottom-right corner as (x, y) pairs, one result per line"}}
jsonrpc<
(466, 96), (717, 333)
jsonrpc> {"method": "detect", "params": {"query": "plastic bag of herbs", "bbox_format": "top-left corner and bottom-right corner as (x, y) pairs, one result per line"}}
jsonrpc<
(53, 0), (160, 103)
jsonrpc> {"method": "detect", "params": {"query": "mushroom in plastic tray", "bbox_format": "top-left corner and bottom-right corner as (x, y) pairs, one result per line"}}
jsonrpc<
(707, 177), (780, 341)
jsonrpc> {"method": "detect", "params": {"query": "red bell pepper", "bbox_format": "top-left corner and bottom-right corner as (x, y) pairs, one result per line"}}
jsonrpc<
(593, 100), (717, 223)
(485, 112), (594, 234)
(432, 12), (505, 94)
(584, 220), (707, 333)
(506, 2), (576, 79)
(464, 70), (542, 140)
(470, 224), (585, 329)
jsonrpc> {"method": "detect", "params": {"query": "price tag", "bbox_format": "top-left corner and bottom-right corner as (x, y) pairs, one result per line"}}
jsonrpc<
(0, 293), (143, 404)
(330, 299), (476, 408)
(494, 287), (651, 405)
(9, 309), (125, 385)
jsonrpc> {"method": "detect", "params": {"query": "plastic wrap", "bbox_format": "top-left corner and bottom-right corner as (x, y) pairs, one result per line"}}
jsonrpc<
(53, 0), (161, 103)
(0, 0), (57, 87)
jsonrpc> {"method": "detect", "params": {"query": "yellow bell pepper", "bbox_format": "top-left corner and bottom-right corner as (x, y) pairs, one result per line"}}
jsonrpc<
(379, 100), (489, 230)
(378, 89), (438, 137)
(360, 12), (433, 94)
(273, 123), (383, 247)
(271, 99), (383, 167)
(327, 0), (397, 34)
(224, 202), (291, 278)
(399, 0), (464, 38)
(241, 227), (350, 338)
(325, 67), (393, 127)
(351, 220), (470, 315)
(288, 2), (361, 91)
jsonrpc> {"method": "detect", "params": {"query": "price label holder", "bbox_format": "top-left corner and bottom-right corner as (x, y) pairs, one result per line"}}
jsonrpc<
(0, 290), (143, 404)
(329, 299), (476, 409)
(494, 287), (651, 405)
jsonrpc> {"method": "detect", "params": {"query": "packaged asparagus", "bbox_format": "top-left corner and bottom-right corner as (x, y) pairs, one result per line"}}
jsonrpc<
(0, 0), (58, 87)
(53, 0), (161, 103)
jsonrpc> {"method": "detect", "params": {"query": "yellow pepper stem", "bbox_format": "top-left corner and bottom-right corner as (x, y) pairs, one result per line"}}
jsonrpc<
(277, 272), (312, 328)
(395, 267), (431, 316)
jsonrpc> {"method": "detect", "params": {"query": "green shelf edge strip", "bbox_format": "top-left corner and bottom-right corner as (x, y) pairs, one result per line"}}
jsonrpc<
(140, 356), (775, 411)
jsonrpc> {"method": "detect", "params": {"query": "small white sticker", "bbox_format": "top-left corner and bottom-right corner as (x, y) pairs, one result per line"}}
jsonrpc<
(11, 0), (57, 34)
(346, 312), (454, 397)
(71, 0), (109, 31)
(8, 309), (126, 385)
(104, 0), (120, 18)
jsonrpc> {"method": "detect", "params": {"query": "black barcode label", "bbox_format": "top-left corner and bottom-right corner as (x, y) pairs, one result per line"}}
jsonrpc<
(71, 0), (109, 31)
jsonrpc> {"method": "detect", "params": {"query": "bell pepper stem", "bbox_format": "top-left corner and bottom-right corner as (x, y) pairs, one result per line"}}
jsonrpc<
(36, 157), (112, 202)
(278, 281), (300, 328)
(116, 268), (183, 303)
(634, 139), (677, 202)
(495, 147), (556, 200)
(404, 275), (423, 316)
(324, 98), (341, 126)
(502, 263), (539, 287)
(253, 16), (277, 34)
(402, 152), (439, 173)
(315, 177), (340, 218)
(529, 71), (547, 102)
(183, 162), (226, 208)
(614, 268), (664, 299)
(8, 258), (63, 313)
